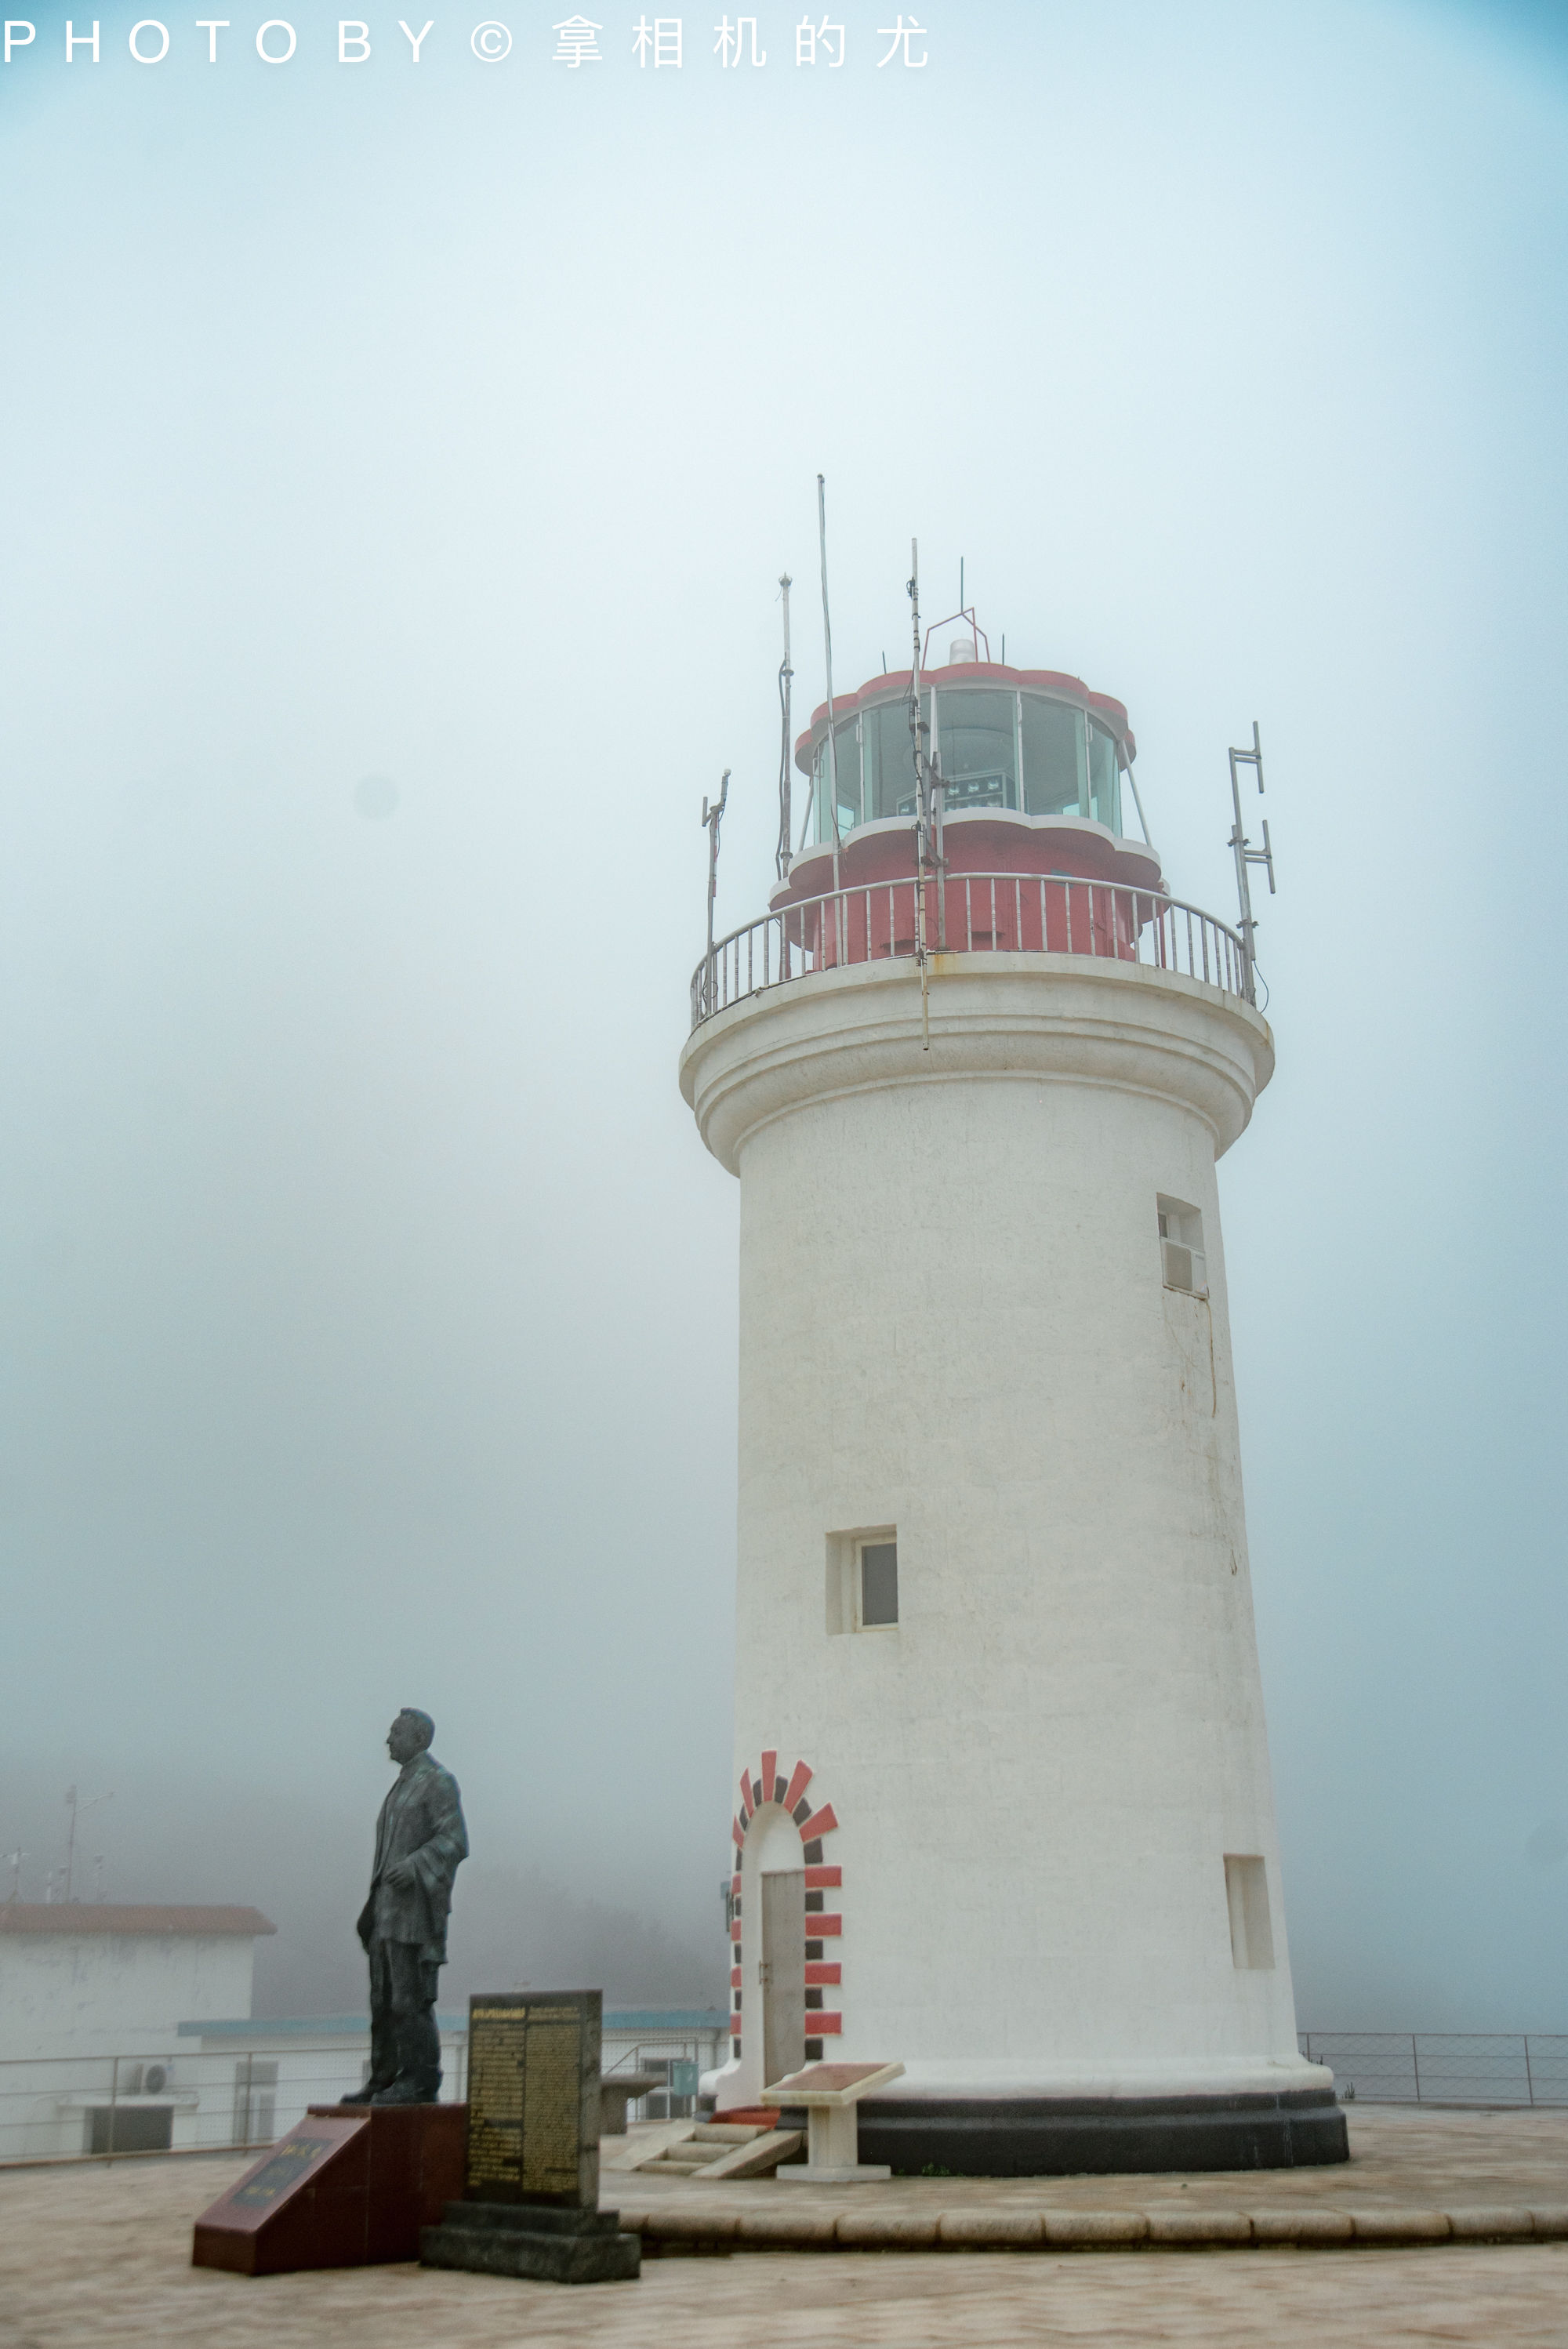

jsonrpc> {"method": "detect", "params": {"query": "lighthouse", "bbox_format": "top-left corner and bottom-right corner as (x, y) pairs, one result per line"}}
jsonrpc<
(679, 608), (1346, 2173)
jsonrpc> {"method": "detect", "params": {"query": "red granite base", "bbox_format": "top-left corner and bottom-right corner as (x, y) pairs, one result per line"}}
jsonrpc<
(192, 2103), (466, 2276)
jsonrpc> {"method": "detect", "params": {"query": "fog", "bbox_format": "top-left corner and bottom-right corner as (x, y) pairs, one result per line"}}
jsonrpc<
(1, 0), (1565, 2030)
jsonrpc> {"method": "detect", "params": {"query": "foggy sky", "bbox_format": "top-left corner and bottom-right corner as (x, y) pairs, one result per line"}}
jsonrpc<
(2, 0), (1566, 2030)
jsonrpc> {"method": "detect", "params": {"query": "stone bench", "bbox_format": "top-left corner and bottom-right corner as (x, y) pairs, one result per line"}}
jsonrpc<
(599, 2072), (664, 2137)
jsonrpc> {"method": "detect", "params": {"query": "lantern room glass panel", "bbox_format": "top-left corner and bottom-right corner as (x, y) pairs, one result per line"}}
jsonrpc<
(1088, 721), (1122, 833)
(814, 721), (865, 844)
(865, 694), (929, 821)
(1022, 697), (1088, 817)
(932, 688), (1018, 813)
(834, 720), (862, 833)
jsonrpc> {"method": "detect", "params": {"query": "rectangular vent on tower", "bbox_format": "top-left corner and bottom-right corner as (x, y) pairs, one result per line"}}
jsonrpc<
(1224, 1855), (1275, 1970)
(1158, 1196), (1208, 1296)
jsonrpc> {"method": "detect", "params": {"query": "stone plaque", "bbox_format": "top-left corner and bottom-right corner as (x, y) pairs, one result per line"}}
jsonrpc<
(192, 2106), (468, 2277)
(464, 1990), (601, 2209)
(231, 2136), (332, 2208)
(191, 2111), (368, 2275)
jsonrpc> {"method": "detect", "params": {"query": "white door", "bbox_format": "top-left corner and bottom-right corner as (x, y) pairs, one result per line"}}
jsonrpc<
(760, 1869), (807, 2093)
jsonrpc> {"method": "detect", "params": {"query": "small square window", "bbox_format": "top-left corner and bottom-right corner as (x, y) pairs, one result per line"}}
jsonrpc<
(826, 1527), (899, 1633)
(1157, 1195), (1207, 1296)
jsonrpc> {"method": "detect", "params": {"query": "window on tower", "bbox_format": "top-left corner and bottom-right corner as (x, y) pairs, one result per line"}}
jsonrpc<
(1157, 1196), (1207, 1296)
(1224, 1855), (1275, 1970)
(858, 1540), (898, 1626)
(826, 1527), (898, 1634)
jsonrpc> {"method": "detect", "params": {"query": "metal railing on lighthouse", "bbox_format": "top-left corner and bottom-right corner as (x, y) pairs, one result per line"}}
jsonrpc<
(690, 870), (1251, 1031)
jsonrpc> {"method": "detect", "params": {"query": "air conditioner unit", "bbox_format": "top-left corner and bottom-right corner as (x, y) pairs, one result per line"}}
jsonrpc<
(143, 2063), (169, 2097)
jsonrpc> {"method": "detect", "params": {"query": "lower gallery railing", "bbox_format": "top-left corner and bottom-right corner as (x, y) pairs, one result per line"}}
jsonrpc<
(1297, 2032), (1568, 2105)
(691, 873), (1250, 1027)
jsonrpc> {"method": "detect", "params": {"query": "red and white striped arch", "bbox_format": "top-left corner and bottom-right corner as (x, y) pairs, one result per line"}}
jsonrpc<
(729, 1749), (842, 2056)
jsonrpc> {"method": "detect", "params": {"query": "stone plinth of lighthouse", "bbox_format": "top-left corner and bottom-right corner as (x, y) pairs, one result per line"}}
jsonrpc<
(679, 645), (1345, 2173)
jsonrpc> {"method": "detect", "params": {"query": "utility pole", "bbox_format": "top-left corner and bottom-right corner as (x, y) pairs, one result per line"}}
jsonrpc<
(64, 1786), (113, 1903)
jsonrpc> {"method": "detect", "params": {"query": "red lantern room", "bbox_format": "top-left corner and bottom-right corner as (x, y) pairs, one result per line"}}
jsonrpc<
(770, 618), (1163, 968)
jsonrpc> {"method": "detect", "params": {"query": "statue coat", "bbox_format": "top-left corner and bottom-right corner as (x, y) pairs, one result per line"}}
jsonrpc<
(355, 1749), (468, 1964)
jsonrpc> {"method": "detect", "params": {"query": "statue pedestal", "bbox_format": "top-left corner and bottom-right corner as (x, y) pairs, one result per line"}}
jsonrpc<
(421, 2200), (641, 2283)
(191, 2103), (466, 2275)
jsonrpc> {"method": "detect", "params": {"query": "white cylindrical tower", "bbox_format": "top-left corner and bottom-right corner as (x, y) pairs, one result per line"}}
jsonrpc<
(681, 647), (1343, 2171)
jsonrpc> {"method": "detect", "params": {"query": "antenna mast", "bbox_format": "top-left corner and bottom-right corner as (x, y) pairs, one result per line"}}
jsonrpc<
(701, 770), (730, 1019)
(1226, 721), (1275, 1004)
(816, 477), (842, 901)
(907, 541), (935, 1050)
(775, 575), (793, 882)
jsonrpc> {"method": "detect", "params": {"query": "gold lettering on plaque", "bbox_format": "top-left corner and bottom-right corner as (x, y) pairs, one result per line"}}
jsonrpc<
(464, 2001), (588, 2198)
(521, 2018), (583, 2193)
(465, 2010), (528, 2190)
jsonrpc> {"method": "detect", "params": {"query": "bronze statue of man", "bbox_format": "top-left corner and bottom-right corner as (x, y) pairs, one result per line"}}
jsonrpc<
(344, 1708), (468, 2106)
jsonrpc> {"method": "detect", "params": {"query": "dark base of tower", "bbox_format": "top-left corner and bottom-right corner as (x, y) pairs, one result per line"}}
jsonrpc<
(818, 2089), (1348, 2177)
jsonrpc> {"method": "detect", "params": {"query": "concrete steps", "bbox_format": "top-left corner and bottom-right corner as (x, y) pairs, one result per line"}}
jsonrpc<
(633, 2120), (804, 2180)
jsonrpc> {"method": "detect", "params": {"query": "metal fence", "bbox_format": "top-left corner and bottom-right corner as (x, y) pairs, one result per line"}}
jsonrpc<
(10, 2027), (1559, 2165)
(691, 873), (1250, 1029)
(1300, 2033), (1568, 2105)
(0, 2046), (398, 2164)
(0, 2017), (729, 2167)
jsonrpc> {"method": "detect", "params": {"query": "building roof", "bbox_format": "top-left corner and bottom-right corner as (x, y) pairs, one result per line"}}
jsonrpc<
(0, 1904), (275, 1937)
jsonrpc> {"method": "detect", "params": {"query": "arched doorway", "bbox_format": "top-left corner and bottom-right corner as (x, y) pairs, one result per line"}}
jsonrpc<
(747, 1805), (807, 2089)
(725, 1752), (842, 2106)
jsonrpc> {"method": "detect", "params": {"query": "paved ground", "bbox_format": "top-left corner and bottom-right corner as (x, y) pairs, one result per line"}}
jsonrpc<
(614, 2100), (1568, 2221)
(2, 2109), (1568, 2347)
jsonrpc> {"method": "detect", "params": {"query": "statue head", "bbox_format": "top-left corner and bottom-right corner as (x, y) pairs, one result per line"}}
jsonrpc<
(387, 1708), (435, 1764)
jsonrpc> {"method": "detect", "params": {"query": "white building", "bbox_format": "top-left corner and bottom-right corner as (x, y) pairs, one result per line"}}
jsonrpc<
(0, 1902), (274, 2156)
(681, 636), (1345, 2171)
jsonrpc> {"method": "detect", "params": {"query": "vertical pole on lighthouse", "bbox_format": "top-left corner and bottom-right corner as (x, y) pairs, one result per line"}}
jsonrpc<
(817, 478), (842, 917)
(907, 541), (933, 1047)
(776, 575), (794, 884)
(702, 769), (729, 1018)
(1226, 721), (1276, 1004)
